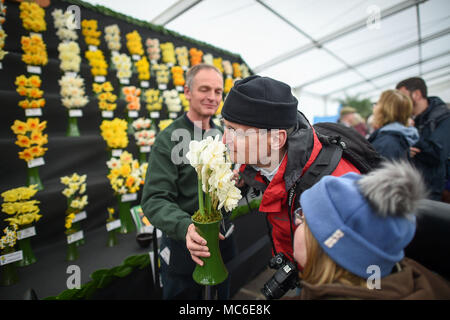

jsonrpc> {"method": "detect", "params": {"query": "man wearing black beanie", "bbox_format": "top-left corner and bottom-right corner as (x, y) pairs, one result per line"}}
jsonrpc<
(189, 75), (361, 269)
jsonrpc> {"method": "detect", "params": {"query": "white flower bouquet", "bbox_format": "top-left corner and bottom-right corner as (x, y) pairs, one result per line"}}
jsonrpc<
(59, 75), (89, 109)
(186, 135), (241, 222)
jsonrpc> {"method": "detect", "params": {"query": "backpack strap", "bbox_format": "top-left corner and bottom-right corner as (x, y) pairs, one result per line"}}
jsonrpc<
(293, 140), (343, 197)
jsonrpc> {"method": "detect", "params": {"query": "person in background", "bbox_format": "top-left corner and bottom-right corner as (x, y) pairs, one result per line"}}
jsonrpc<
(289, 161), (450, 299)
(140, 64), (236, 299)
(338, 106), (367, 137)
(396, 77), (450, 201)
(368, 90), (419, 160)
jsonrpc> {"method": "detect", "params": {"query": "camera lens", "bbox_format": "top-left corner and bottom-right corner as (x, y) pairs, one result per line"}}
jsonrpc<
(261, 278), (285, 300)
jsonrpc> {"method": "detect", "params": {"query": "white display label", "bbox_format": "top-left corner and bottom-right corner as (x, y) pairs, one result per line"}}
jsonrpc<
(0, 62), (2, 69)
(158, 84), (167, 90)
(106, 219), (121, 231)
(140, 81), (149, 88)
(102, 111), (114, 118)
(67, 230), (84, 244)
(128, 111), (138, 118)
(112, 149), (122, 157)
(69, 109), (83, 117)
(94, 76), (106, 83)
(0, 251), (23, 266)
(176, 86), (184, 92)
(121, 193), (137, 202)
(25, 108), (42, 117)
(65, 72), (77, 78)
(141, 225), (154, 234)
(150, 111), (160, 119)
(119, 78), (130, 85)
(167, 63), (174, 67)
(182, 66), (188, 71)
(150, 60), (157, 64)
(132, 54), (141, 61)
(17, 226), (37, 240)
(30, 32), (42, 39)
(160, 246), (170, 265)
(140, 146), (151, 153)
(27, 66), (42, 74)
(169, 112), (178, 119)
(27, 157), (45, 168)
(72, 211), (87, 223)
(88, 45), (98, 51)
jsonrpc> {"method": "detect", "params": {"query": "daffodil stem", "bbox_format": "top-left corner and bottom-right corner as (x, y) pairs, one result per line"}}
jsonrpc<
(205, 192), (212, 216)
(198, 176), (205, 217)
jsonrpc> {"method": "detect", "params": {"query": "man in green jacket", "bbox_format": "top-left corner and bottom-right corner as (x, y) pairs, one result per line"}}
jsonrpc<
(140, 64), (237, 299)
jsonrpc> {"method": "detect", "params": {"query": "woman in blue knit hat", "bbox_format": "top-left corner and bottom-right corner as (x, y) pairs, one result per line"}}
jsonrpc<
(290, 161), (450, 299)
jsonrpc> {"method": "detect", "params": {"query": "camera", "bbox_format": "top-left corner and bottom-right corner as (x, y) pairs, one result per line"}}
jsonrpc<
(261, 253), (299, 300)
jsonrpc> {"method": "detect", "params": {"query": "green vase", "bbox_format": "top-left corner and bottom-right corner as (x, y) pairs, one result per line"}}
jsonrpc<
(118, 196), (135, 234)
(66, 241), (79, 261)
(16, 237), (36, 267)
(27, 166), (43, 191)
(107, 229), (118, 247)
(0, 262), (19, 286)
(192, 216), (228, 286)
(126, 115), (135, 135)
(66, 116), (80, 137)
(73, 222), (85, 247)
(139, 151), (148, 164)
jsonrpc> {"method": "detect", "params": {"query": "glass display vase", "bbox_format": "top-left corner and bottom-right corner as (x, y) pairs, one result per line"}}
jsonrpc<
(27, 166), (44, 191)
(66, 116), (80, 137)
(117, 195), (136, 234)
(16, 237), (36, 267)
(107, 229), (118, 247)
(0, 262), (19, 286)
(66, 241), (79, 261)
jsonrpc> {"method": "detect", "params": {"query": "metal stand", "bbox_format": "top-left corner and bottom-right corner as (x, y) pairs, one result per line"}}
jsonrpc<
(203, 285), (217, 300)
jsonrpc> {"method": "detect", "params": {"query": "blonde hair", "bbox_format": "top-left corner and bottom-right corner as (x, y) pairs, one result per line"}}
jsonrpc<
(373, 90), (412, 129)
(300, 223), (366, 287)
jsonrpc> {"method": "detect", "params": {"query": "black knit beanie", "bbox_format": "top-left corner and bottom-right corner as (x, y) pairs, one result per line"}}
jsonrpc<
(221, 75), (298, 129)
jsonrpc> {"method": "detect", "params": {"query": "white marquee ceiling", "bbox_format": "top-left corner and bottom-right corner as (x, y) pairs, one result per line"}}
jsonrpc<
(84, 0), (450, 120)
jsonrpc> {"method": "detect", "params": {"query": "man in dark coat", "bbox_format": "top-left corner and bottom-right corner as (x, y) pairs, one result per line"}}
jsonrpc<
(397, 77), (450, 201)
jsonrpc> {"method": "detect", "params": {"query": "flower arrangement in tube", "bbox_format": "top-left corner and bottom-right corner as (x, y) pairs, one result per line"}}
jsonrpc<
(160, 42), (176, 65)
(189, 48), (203, 66)
(186, 135), (242, 222)
(185, 135), (241, 285)
(11, 118), (47, 190)
(1, 184), (42, 266)
(132, 117), (156, 163)
(107, 151), (147, 233)
(19, 2), (46, 33)
(175, 46), (189, 69)
(104, 24), (121, 52)
(126, 30), (144, 56)
(61, 173), (88, 245)
(145, 38), (160, 62)
(21, 34), (48, 66)
(0, 224), (19, 286)
(15, 75), (45, 110)
(93, 82), (117, 114)
(144, 89), (162, 112)
(59, 75), (89, 137)
(81, 19), (101, 47)
(52, 9), (77, 42)
(0, 25), (7, 63)
(123, 86), (141, 134)
(153, 64), (169, 89)
(163, 89), (182, 114)
(100, 118), (129, 152)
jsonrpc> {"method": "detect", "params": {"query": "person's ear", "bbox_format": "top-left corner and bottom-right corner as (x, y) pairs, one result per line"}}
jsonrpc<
(184, 85), (191, 100)
(270, 129), (288, 150)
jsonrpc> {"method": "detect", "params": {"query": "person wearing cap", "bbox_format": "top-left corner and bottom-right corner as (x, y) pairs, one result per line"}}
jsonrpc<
(191, 75), (360, 267)
(141, 64), (237, 299)
(290, 161), (450, 299)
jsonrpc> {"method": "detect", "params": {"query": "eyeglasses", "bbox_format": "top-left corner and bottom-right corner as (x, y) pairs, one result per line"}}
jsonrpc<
(221, 119), (268, 138)
(293, 207), (304, 227)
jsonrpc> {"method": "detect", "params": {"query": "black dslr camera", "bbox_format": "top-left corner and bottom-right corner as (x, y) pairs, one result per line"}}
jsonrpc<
(261, 253), (299, 300)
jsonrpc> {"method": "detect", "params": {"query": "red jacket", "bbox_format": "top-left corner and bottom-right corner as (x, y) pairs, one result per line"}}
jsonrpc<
(239, 115), (359, 265)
